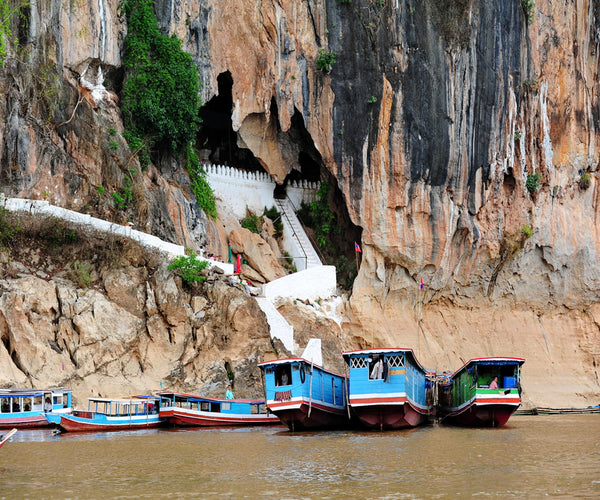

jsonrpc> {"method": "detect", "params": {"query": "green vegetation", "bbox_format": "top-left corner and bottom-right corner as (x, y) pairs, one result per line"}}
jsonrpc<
(241, 210), (261, 234)
(0, 207), (21, 247)
(579, 172), (591, 190)
(70, 261), (93, 288)
(96, 186), (105, 196)
(526, 173), (540, 193)
(187, 146), (217, 219)
(316, 48), (337, 73)
(367, 95), (377, 104)
(0, 0), (23, 67)
(108, 127), (117, 136)
(121, 0), (201, 153)
(522, 224), (533, 239)
(167, 251), (209, 285)
(109, 140), (119, 151)
(298, 183), (338, 249)
(241, 206), (283, 237)
(514, 131), (522, 141)
(521, 0), (535, 25)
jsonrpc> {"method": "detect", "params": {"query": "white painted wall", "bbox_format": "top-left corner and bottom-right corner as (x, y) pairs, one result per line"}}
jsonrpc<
(262, 266), (337, 302)
(203, 163), (319, 219)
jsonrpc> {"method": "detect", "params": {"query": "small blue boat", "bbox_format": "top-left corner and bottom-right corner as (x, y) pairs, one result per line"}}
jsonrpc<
(342, 349), (435, 430)
(45, 397), (161, 432)
(0, 388), (72, 429)
(258, 358), (349, 431)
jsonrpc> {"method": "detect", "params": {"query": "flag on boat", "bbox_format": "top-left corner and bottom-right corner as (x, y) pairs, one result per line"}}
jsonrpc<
(420, 277), (424, 290)
(354, 242), (361, 253)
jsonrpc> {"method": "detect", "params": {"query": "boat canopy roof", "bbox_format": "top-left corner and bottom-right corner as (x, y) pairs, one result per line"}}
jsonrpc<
(450, 357), (525, 377)
(342, 348), (429, 373)
(257, 357), (345, 377)
(87, 397), (158, 405)
(0, 388), (72, 397)
(158, 392), (263, 404)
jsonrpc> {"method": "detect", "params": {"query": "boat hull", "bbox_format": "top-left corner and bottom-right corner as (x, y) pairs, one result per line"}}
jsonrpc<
(160, 407), (280, 427)
(442, 402), (519, 427)
(350, 401), (429, 430)
(268, 399), (349, 431)
(57, 413), (162, 433)
(0, 414), (50, 429)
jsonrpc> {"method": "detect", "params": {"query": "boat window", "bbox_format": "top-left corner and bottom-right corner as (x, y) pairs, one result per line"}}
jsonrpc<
(210, 402), (221, 413)
(275, 365), (292, 386)
(0, 398), (9, 413)
(369, 356), (385, 380)
(222, 402), (231, 411)
(23, 397), (31, 412)
(251, 404), (259, 414)
(33, 396), (42, 408)
(387, 355), (404, 368)
(53, 395), (60, 405)
(350, 357), (367, 369)
(201, 402), (209, 411)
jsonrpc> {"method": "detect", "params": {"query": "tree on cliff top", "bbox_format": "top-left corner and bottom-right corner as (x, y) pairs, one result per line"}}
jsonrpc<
(121, 0), (201, 153)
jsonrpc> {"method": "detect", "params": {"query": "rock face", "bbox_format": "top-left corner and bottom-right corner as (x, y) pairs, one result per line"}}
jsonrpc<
(0, 1), (599, 406)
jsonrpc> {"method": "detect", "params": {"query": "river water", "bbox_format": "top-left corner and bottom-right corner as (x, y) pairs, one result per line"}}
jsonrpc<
(0, 415), (598, 499)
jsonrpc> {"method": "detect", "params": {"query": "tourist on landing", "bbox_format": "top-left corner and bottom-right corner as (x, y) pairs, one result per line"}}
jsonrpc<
(489, 376), (499, 389)
(44, 397), (52, 412)
(225, 385), (234, 399)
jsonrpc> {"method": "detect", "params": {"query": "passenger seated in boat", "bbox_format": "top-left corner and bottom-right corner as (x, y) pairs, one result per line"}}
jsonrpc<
(44, 397), (52, 412)
(489, 376), (499, 389)
(1, 401), (9, 413)
(24, 403), (30, 412)
(12, 401), (20, 412)
(280, 371), (289, 386)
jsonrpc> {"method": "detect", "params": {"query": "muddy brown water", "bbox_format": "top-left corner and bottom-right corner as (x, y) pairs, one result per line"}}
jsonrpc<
(0, 414), (598, 499)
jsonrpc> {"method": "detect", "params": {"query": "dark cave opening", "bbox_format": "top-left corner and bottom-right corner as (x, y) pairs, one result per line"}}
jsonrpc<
(198, 71), (262, 170)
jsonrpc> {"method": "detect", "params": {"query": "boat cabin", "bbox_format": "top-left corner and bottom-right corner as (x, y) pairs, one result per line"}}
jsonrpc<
(77, 397), (160, 418)
(159, 392), (269, 415)
(0, 389), (71, 415)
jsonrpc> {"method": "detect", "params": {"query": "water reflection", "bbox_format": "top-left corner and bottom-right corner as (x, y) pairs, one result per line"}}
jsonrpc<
(0, 415), (598, 499)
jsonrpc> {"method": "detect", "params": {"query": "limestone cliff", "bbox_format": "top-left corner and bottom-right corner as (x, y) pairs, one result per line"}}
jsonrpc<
(0, 0), (599, 407)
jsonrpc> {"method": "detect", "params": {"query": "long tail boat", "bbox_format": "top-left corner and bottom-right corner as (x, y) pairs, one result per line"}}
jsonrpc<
(0, 388), (72, 429)
(158, 392), (280, 426)
(438, 357), (525, 427)
(45, 397), (162, 432)
(258, 358), (349, 431)
(342, 348), (435, 430)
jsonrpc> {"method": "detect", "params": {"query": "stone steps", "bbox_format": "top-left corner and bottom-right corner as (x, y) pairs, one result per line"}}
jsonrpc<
(275, 198), (321, 269)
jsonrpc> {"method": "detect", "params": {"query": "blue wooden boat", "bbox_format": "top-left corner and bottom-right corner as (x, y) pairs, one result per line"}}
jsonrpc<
(258, 358), (349, 431)
(438, 357), (525, 427)
(45, 396), (161, 432)
(342, 348), (435, 430)
(158, 392), (280, 426)
(0, 388), (72, 429)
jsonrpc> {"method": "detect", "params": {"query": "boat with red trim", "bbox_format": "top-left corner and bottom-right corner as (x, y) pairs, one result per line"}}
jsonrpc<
(258, 357), (349, 431)
(342, 348), (435, 430)
(158, 392), (280, 426)
(45, 396), (161, 432)
(0, 388), (72, 429)
(438, 357), (525, 427)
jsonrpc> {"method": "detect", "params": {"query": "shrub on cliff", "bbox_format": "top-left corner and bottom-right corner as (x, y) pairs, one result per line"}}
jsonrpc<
(121, 0), (201, 153)
(168, 251), (210, 285)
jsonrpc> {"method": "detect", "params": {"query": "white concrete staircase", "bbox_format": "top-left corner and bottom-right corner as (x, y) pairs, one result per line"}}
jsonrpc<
(255, 297), (296, 354)
(275, 197), (322, 271)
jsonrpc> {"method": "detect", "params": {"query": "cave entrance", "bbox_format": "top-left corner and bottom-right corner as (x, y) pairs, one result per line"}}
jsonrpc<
(198, 71), (262, 170)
